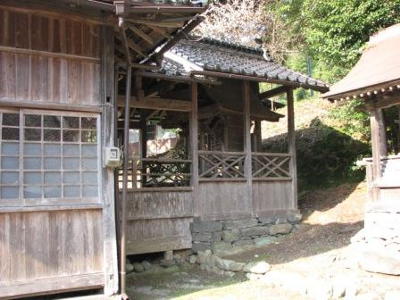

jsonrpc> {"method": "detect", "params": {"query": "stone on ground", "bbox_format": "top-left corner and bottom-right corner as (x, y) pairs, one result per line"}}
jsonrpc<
(215, 257), (245, 272)
(269, 223), (293, 235)
(243, 261), (271, 274)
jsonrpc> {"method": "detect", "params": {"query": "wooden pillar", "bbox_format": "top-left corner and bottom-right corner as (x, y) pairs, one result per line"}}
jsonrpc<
(370, 108), (387, 186)
(191, 82), (199, 217)
(254, 120), (262, 152)
(287, 89), (298, 209)
(243, 81), (253, 214)
(100, 25), (119, 296)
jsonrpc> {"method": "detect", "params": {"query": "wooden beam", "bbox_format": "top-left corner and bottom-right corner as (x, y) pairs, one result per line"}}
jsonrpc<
(287, 89), (298, 209)
(128, 19), (185, 28)
(127, 24), (154, 45)
(117, 96), (191, 111)
(99, 25), (119, 296)
(127, 39), (146, 58)
(243, 81), (253, 215)
(191, 82), (199, 217)
(259, 85), (289, 99)
(370, 109), (387, 181)
(147, 25), (172, 39)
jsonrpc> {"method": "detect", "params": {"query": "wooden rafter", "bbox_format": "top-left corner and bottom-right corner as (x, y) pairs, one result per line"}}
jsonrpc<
(127, 24), (154, 45)
(147, 25), (172, 39)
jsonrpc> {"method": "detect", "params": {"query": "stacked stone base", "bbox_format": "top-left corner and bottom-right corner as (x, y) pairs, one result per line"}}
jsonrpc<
(191, 214), (302, 256)
(351, 200), (400, 275)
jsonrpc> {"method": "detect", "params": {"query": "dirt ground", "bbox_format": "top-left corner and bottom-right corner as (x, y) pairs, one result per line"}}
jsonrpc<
(127, 181), (399, 300)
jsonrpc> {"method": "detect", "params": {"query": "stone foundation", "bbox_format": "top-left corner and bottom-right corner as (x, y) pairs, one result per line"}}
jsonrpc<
(351, 200), (400, 275)
(190, 214), (302, 256)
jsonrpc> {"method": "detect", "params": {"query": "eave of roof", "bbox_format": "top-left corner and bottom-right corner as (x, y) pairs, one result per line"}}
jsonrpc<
(323, 24), (400, 101)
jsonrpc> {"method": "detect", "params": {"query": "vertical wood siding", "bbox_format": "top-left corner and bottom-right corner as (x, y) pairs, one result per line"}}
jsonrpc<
(252, 181), (293, 215)
(0, 7), (101, 106)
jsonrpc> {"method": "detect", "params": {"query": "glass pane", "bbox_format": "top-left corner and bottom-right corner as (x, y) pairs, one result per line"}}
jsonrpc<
(44, 129), (61, 142)
(63, 117), (79, 128)
(25, 129), (41, 141)
(44, 186), (61, 198)
(25, 114), (41, 127)
(83, 171), (97, 184)
(63, 144), (79, 156)
(24, 143), (41, 155)
(2, 157), (18, 169)
(24, 157), (41, 169)
(44, 172), (61, 184)
(24, 172), (42, 184)
(83, 185), (98, 197)
(63, 158), (79, 169)
(2, 127), (19, 140)
(2, 142), (19, 155)
(1, 172), (19, 184)
(82, 145), (97, 157)
(64, 185), (80, 198)
(44, 115), (61, 128)
(44, 158), (61, 169)
(63, 172), (80, 184)
(82, 158), (97, 170)
(2, 186), (19, 199)
(24, 186), (41, 198)
(81, 117), (96, 129)
(3, 113), (19, 126)
(44, 144), (60, 156)
(81, 130), (97, 143)
(63, 130), (80, 142)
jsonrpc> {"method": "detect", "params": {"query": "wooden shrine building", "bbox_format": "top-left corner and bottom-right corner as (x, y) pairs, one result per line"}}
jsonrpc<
(0, 0), (328, 298)
(323, 24), (400, 275)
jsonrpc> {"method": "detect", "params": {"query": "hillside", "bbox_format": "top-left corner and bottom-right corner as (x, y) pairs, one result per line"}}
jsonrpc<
(262, 97), (370, 192)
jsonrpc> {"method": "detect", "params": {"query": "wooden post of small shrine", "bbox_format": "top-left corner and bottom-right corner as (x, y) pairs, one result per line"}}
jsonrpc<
(191, 82), (199, 216)
(287, 89), (298, 209)
(370, 107), (388, 200)
(243, 81), (253, 212)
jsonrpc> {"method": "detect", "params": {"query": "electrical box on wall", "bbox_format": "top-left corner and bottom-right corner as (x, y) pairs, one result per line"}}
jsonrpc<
(104, 147), (122, 168)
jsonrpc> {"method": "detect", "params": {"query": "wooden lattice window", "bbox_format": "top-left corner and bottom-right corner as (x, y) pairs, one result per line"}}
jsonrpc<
(0, 109), (100, 206)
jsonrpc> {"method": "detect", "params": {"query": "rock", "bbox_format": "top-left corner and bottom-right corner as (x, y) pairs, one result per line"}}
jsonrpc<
(212, 241), (233, 256)
(204, 254), (218, 268)
(233, 239), (254, 248)
(142, 260), (152, 271)
(189, 255), (197, 264)
(211, 231), (222, 242)
(360, 251), (400, 275)
(243, 261), (270, 274)
(258, 216), (276, 225)
(192, 232), (213, 242)
(164, 250), (174, 261)
(269, 223), (292, 235)
(384, 290), (400, 300)
(191, 221), (222, 233)
(287, 213), (302, 224)
(253, 236), (278, 247)
(192, 242), (211, 253)
(240, 226), (269, 237)
(224, 271), (236, 277)
(197, 250), (212, 264)
(126, 263), (134, 273)
(275, 217), (288, 224)
(160, 259), (175, 268)
(215, 257), (245, 272)
(133, 262), (145, 273)
(222, 229), (240, 242)
(223, 219), (258, 230)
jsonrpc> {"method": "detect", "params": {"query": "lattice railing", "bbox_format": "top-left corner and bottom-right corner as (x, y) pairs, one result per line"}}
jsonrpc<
(118, 158), (191, 189)
(198, 151), (245, 179)
(251, 152), (291, 179)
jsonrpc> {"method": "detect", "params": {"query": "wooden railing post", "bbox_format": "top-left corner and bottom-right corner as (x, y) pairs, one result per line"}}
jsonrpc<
(191, 82), (199, 216)
(287, 89), (298, 209)
(243, 81), (253, 213)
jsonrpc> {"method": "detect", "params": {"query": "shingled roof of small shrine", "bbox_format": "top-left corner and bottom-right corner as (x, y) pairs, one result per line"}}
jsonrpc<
(160, 38), (328, 92)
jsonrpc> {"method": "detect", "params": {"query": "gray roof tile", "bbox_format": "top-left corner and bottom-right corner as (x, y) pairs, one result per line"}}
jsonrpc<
(161, 38), (328, 91)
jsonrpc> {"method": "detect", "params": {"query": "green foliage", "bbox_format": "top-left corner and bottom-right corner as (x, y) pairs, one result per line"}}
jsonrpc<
(269, 0), (400, 82)
(327, 99), (370, 142)
(263, 120), (370, 191)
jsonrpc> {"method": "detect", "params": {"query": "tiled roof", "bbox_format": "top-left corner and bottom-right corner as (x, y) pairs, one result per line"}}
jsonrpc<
(160, 38), (328, 91)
